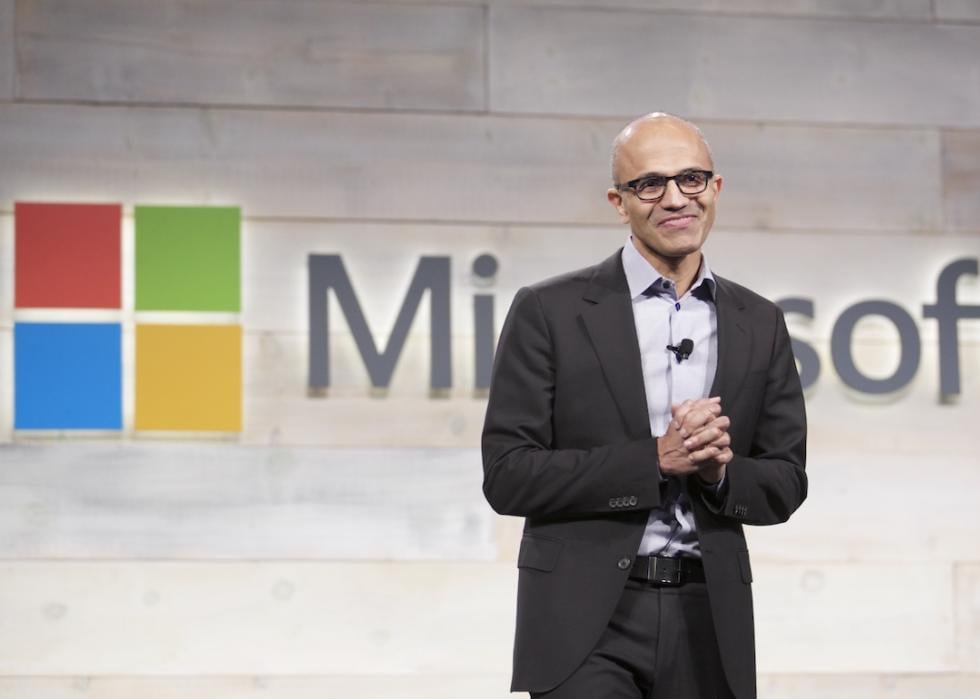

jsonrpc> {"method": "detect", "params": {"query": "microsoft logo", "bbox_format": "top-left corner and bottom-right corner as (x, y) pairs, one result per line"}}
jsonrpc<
(12, 202), (242, 433)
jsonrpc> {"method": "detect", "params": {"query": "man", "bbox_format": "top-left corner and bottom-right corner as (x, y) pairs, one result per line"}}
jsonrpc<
(481, 113), (807, 698)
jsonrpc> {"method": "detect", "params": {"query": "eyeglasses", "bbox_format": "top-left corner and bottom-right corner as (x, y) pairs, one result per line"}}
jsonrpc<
(616, 169), (714, 202)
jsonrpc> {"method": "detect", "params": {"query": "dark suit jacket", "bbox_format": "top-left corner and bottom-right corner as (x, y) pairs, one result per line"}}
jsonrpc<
(481, 249), (807, 699)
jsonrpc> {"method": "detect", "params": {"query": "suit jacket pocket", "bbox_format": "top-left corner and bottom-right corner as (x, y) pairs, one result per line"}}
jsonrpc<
(517, 534), (563, 573)
(737, 548), (753, 584)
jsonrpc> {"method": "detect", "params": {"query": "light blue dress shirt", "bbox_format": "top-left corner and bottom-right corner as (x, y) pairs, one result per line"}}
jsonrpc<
(621, 238), (719, 559)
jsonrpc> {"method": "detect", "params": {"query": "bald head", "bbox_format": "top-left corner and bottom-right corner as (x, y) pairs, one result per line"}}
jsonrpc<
(610, 112), (714, 185)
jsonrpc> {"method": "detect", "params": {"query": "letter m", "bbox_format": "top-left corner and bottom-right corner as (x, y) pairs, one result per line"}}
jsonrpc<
(308, 254), (451, 391)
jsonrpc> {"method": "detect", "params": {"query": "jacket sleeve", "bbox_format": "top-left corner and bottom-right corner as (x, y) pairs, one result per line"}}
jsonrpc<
(693, 309), (808, 525)
(481, 286), (663, 519)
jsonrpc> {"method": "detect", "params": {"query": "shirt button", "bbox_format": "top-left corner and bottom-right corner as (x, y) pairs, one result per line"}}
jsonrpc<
(675, 302), (681, 310)
(617, 557), (632, 570)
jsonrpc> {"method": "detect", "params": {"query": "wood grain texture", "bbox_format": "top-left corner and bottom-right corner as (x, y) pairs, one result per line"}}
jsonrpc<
(0, 329), (10, 441)
(0, 213), (11, 331)
(0, 105), (617, 225)
(380, 0), (934, 21)
(0, 443), (493, 560)
(943, 130), (980, 232)
(705, 125), (942, 233)
(744, 418), (980, 563)
(753, 562), (955, 672)
(0, 560), (954, 673)
(957, 563), (980, 671)
(0, 104), (946, 232)
(1, 673), (979, 698)
(0, 676), (514, 699)
(0, 561), (516, 674)
(935, 0), (980, 21)
(0, 214), (9, 437)
(244, 371), (491, 447)
(760, 673), (980, 697)
(15, 0), (486, 111)
(0, 0), (12, 100)
(489, 7), (980, 128)
(0, 3), (977, 687)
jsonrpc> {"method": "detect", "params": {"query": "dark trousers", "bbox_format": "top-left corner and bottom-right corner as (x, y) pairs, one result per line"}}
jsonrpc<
(531, 579), (735, 699)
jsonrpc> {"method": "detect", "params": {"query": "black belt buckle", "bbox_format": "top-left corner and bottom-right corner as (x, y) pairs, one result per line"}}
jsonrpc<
(630, 555), (704, 586)
(651, 556), (683, 585)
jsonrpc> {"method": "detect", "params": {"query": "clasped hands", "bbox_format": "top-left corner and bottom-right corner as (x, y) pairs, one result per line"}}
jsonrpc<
(657, 396), (732, 485)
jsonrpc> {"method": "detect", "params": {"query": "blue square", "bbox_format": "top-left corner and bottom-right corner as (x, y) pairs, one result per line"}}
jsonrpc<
(14, 323), (122, 430)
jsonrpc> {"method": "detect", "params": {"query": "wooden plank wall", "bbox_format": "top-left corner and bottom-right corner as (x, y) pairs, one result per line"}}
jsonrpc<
(0, 1), (979, 696)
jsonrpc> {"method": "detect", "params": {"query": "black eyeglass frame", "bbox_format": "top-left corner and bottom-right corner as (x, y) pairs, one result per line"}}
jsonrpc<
(615, 169), (715, 202)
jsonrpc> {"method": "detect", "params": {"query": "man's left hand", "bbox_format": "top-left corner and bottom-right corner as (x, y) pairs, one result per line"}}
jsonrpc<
(672, 404), (733, 484)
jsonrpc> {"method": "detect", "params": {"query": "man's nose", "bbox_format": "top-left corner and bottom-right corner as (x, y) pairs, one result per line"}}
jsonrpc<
(660, 179), (689, 209)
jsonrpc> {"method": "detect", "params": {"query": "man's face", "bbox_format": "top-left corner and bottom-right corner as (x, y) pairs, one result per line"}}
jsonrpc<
(607, 120), (722, 265)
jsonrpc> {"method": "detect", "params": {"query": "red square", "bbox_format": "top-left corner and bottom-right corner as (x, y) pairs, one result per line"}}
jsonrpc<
(15, 202), (122, 308)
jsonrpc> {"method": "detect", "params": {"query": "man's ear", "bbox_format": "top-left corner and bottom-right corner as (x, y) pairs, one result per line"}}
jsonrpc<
(712, 174), (724, 196)
(607, 188), (628, 222)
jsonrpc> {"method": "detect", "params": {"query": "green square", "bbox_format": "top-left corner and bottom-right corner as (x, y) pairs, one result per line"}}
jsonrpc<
(135, 206), (240, 311)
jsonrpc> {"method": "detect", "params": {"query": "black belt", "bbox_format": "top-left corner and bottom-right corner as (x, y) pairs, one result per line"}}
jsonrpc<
(629, 555), (705, 586)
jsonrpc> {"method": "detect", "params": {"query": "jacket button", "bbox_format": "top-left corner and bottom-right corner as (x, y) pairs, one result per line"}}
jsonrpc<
(609, 498), (617, 508)
(628, 496), (638, 506)
(617, 557), (632, 570)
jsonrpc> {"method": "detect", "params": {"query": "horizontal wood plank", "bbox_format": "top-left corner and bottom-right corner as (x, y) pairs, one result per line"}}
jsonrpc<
(935, 0), (980, 21)
(761, 673), (980, 697)
(0, 560), (955, 673)
(0, 214), (11, 328)
(492, 0), (933, 19)
(0, 561), (516, 674)
(0, 105), (945, 231)
(744, 430), (980, 564)
(0, 443), (493, 560)
(0, 0), (12, 101)
(956, 563), (980, 671)
(365, 0), (935, 21)
(1, 673), (979, 698)
(490, 8), (980, 128)
(16, 0), (486, 111)
(943, 130), (980, 232)
(753, 562), (955, 672)
(0, 676), (514, 699)
(0, 329), (9, 441)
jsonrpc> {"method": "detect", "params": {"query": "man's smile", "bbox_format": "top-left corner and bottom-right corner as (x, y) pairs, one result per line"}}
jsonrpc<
(658, 214), (699, 229)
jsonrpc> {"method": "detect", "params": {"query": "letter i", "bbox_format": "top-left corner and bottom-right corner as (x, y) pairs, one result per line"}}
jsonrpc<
(472, 254), (498, 391)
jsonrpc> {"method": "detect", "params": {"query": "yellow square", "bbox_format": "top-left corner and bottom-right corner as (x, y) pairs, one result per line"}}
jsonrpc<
(135, 324), (242, 432)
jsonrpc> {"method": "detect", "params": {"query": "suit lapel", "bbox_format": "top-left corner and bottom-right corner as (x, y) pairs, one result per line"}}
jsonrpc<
(710, 276), (751, 402)
(579, 255), (752, 437)
(580, 251), (652, 440)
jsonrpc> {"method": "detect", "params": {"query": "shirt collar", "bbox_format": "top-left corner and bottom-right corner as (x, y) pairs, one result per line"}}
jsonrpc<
(620, 236), (716, 301)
